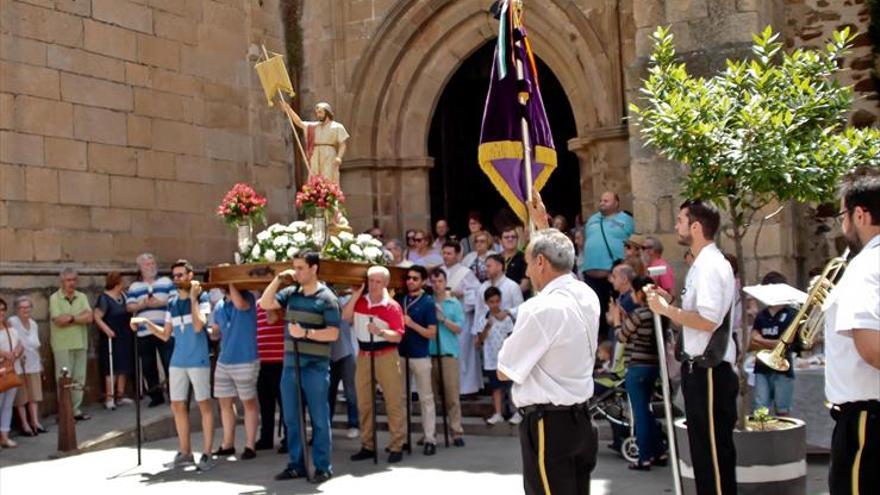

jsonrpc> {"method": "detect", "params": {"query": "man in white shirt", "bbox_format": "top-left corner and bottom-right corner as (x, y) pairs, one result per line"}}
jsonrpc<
(497, 192), (600, 495)
(822, 166), (880, 495)
(471, 254), (524, 337)
(441, 241), (483, 395)
(647, 199), (737, 495)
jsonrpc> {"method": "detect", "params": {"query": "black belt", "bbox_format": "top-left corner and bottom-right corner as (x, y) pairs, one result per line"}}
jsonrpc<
(432, 354), (455, 358)
(830, 400), (880, 420)
(518, 401), (589, 416)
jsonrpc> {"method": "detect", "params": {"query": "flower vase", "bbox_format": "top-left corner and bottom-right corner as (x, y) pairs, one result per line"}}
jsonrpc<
(308, 208), (328, 249)
(236, 221), (252, 259)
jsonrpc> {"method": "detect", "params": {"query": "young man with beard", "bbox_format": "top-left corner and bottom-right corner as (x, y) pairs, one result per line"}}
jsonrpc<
(130, 260), (215, 471)
(822, 166), (879, 494)
(646, 200), (737, 494)
(259, 252), (341, 484)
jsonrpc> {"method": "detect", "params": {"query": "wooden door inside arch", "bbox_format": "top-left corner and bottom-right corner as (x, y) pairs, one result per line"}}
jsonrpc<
(428, 42), (581, 239)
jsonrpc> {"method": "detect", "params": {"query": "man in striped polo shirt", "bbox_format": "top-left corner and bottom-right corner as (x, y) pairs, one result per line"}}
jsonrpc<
(342, 265), (407, 463)
(259, 252), (341, 484)
(126, 253), (176, 407)
(255, 304), (287, 452)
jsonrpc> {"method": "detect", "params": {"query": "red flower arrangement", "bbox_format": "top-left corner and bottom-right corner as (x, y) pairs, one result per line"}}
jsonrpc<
(217, 183), (268, 227)
(295, 175), (345, 216)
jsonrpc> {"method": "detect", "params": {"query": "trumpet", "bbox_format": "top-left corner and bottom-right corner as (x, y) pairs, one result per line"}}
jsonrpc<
(756, 248), (850, 372)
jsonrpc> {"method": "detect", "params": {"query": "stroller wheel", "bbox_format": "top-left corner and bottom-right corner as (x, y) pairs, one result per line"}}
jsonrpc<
(621, 436), (639, 463)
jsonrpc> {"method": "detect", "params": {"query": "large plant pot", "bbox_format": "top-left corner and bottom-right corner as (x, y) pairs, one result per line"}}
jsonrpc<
(674, 417), (806, 495)
(204, 260), (407, 290)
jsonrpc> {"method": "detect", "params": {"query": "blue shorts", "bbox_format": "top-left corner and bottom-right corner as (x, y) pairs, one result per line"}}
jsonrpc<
(484, 370), (511, 391)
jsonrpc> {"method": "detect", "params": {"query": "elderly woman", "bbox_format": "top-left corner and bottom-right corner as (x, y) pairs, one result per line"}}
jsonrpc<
(94, 272), (134, 410)
(0, 298), (23, 447)
(461, 230), (497, 283)
(9, 296), (46, 436)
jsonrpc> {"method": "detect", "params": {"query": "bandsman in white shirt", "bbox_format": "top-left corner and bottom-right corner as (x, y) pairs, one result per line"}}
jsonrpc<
(497, 192), (600, 495)
(647, 199), (738, 495)
(823, 166), (880, 495)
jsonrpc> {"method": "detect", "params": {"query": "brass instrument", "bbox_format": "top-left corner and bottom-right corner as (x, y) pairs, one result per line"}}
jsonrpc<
(756, 248), (850, 372)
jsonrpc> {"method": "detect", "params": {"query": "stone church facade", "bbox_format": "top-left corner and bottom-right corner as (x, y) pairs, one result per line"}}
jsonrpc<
(0, 0), (876, 407)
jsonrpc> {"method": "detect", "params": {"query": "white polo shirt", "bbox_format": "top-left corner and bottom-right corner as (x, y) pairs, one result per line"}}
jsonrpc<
(823, 234), (880, 404)
(681, 242), (736, 364)
(497, 273), (600, 408)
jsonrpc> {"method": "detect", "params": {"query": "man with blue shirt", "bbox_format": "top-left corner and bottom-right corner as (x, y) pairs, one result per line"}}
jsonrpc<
(581, 191), (635, 340)
(211, 284), (260, 460)
(130, 259), (215, 471)
(396, 265), (439, 455)
(259, 252), (341, 484)
(429, 267), (467, 446)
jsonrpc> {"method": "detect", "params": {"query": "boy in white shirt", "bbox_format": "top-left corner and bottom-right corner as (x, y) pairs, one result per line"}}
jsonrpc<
(477, 287), (517, 425)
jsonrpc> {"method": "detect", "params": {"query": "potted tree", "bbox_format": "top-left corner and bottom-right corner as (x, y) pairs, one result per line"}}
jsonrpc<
(631, 26), (880, 494)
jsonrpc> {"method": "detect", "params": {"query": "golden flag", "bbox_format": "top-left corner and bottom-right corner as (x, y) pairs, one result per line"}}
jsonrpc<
(255, 51), (295, 107)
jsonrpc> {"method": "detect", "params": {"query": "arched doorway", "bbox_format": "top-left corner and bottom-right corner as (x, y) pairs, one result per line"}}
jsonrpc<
(428, 42), (581, 236)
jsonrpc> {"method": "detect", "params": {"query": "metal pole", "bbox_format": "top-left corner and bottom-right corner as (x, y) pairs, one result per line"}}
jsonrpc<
(513, 18), (535, 236)
(134, 334), (142, 465)
(652, 311), (683, 495)
(405, 357), (412, 455)
(291, 338), (312, 482)
(434, 332), (450, 448)
(368, 317), (378, 465)
(108, 334), (115, 409)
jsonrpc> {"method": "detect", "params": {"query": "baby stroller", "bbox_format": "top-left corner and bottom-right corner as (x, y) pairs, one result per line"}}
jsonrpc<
(590, 344), (675, 463)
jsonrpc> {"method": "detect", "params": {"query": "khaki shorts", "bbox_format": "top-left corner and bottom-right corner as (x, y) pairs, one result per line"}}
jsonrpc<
(14, 372), (43, 406)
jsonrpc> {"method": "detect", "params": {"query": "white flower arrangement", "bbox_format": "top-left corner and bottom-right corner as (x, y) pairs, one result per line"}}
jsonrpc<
(323, 232), (387, 264)
(241, 221), (318, 263)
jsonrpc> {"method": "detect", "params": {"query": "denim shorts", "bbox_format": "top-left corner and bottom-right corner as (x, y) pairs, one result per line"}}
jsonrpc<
(484, 370), (511, 391)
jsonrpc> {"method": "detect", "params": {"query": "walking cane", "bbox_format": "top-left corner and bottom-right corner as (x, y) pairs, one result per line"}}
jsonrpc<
(108, 334), (115, 409)
(368, 317), (378, 464)
(646, 267), (683, 495)
(133, 329), (142, 465)
(291, 332), (313, 482)
(433, 308), (450, 448)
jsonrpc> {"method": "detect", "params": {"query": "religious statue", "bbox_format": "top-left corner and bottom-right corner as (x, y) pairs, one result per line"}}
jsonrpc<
(278, 99), (350, 184)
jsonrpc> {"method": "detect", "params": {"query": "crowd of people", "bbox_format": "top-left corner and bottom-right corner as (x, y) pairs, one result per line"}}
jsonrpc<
(0, 169), (876, 495)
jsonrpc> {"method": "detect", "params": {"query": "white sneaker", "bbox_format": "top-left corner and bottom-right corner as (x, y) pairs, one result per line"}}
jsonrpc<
(486, 413), (504, 425)
(116, 397), (134, 406)
(346, 427), (360, 439)
(508, 412), (523, 425)
(104, 399), (116, 410)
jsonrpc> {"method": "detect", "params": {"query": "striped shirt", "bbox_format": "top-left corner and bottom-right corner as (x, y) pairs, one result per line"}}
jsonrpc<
(275, 283), (341, 362)
(618, 306), (660, 366)
(127, 277), (175, 337)
(256, 307), (285, 363)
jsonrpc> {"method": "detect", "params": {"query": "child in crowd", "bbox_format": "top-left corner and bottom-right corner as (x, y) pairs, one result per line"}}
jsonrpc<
(477, 287), (519, 425)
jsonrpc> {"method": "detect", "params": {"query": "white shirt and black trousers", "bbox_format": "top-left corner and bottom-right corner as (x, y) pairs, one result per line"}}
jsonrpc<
(679, 243), (738, 495)
(498, 274), (600, 494)
(823, 235), (879, 495)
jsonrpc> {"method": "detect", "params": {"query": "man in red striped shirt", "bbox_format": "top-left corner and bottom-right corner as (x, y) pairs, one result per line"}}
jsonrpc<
(255, 304), (287, 451)
(342, 266), (407, 464)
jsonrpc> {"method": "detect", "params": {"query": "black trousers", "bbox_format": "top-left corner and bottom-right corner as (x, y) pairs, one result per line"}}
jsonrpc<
(583, 274), (612, 341)
(681, 361), (738, 495)
(829, 401), (880, 494)
(519, 407), (597, 495)
(257, 361), (285, 443)
(137, 334), (173, 401)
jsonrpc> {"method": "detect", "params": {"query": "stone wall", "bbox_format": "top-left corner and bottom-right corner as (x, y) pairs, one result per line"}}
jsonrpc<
(1, 0), (293, 415)
(1, 0), (295, 271)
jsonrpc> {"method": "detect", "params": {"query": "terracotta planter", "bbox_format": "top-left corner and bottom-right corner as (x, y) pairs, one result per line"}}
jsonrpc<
(674, 417), (806, 494)
(203, 260), (408, 290)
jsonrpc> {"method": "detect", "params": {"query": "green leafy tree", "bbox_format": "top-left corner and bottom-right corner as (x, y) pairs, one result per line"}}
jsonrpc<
(630, 26), (880, 426)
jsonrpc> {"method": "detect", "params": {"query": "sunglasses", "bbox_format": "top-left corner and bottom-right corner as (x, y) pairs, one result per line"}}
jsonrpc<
(414, 237), (425, 242)
(406, 275), (422, 281)
(502, 235), (518, 240)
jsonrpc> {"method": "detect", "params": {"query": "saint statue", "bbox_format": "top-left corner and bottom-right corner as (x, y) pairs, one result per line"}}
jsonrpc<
(279, 100), (350, 183)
